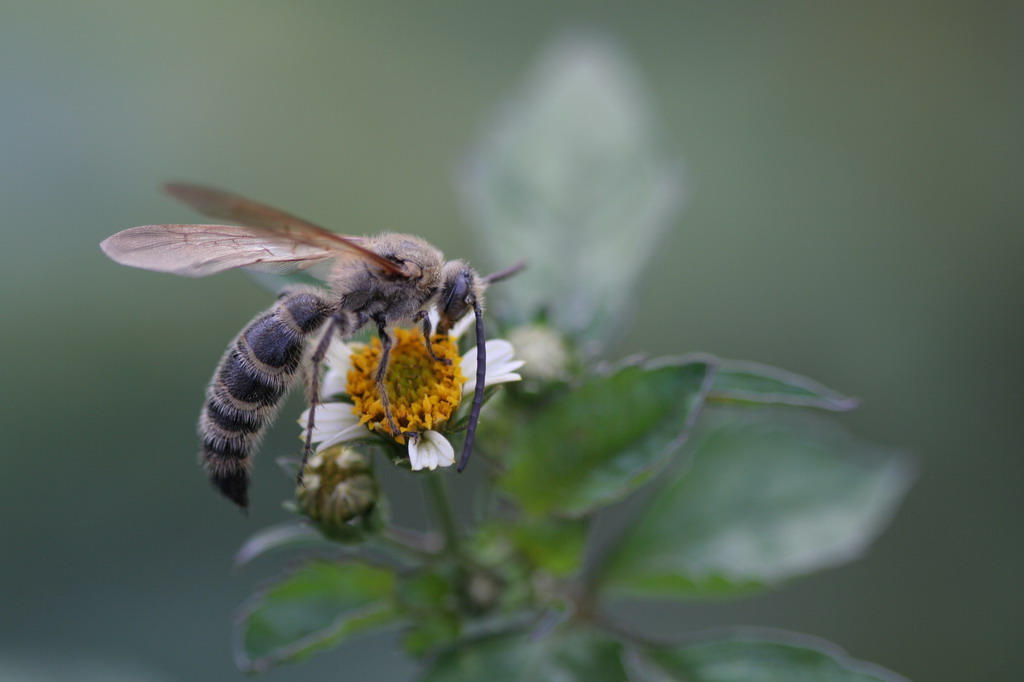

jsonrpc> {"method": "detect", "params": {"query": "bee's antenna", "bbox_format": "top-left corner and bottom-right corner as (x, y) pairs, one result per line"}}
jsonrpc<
(481, 261), (526, 285)
(457, 299), (487, 472)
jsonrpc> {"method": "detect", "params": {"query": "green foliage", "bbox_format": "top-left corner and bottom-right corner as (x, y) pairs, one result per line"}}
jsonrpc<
(235, 561), (399, 672)
(229, 33), (913, 681)
(422, 629), (631, 682)
(396, 572), (463, 655)
(498, 358), (715, 518)
(599, 411), (913, 597)
(233, 523), (328, 568)
(459, 32), (684, 353)
(506, 517), (588, 577)
(709, 359), (860, 412)
(636, 633), (909, 682)
(418, 629), (907, 682)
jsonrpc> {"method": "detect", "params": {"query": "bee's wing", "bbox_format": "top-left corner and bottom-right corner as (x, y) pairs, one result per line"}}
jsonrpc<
(100, 224), (341, 278)
(163, 183), (404, 276)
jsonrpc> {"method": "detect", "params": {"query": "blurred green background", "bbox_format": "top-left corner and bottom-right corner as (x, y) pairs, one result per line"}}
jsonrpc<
(2, 1), (1021, 680)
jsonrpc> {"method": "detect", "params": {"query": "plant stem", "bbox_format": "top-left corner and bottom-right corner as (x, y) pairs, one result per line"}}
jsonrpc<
(382, 526), (442, 555)
(374, 528), (440, 563)
(424, 474), (461, 557)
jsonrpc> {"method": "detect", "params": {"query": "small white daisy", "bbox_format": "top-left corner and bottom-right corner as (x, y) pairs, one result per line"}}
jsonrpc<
(299, 312), (524, 471)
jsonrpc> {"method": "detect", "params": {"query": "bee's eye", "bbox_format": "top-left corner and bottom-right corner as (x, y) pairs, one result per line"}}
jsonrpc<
(441, 271), (472, 320)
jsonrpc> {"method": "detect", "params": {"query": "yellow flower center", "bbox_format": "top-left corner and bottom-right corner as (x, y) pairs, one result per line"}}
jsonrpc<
(347, 328), (465, 442)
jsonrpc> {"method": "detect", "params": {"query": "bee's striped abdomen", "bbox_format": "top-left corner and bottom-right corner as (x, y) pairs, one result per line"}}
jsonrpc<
(200, 290), (336, 509)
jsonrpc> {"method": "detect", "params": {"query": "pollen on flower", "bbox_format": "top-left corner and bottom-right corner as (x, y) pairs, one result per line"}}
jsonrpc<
(347, 328), (465, 442)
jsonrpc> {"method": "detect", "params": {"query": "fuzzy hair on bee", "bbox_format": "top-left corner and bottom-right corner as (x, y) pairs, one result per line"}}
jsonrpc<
(101, 183), (518, 510)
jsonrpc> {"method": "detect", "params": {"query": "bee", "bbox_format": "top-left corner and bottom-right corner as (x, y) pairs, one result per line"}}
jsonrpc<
(101, 183), (521, 510)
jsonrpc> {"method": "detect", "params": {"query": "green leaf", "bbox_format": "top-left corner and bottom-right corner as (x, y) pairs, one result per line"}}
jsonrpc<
(235, 560), (399, 672)
(397, 572), (453, 613)
(509, 517), (589, 576)
(463, 526), (535, 613)
(599, 410), (913, 597)
(233, 523), (329, 567)
(396, 572), (461, 656)
(709, 359), (858, 412)
(421, 628), (630, 682)
(459, 33), (685, 351)
(403, 611), (462, 657)
(498, 358), (716, 518)
(634, 631), (907, 682)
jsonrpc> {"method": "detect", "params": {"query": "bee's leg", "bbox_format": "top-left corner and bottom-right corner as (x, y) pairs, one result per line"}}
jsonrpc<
(299, 310), (360, 482)
(300, 318), (338, 466)
(414, 310), (452, 366)
(374, 316), (402, 437)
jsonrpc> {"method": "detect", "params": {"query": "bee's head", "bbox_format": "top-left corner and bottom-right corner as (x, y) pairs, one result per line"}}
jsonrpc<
(436, 261), (482, 335)
(436, 260), (486, 474)
(436, 259), (524, 474)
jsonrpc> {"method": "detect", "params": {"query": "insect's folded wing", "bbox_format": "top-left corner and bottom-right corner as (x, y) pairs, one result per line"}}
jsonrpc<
(163, 183), (405, 276)
(164, 183), (314, 233)
(100, 224), (336, 278)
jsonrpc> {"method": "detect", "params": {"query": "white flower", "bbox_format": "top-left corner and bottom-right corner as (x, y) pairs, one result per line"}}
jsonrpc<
(299, 309), (525, 471)
(408, 430), (456, 471)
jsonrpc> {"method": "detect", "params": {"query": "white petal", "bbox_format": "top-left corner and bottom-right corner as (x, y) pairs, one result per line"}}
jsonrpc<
(315, 422), (366, 451)
(323, 338), (354, 371)
(485, 339), (517, 364)
(320, 339), (357, 399)
(408, 430), (455, 471)
(462, 339), (525, 394)
(298, 402), (363, 451)
(321, 367), (349, 400)
(298, 402), (355, 430)
(477, 372), (523, 390)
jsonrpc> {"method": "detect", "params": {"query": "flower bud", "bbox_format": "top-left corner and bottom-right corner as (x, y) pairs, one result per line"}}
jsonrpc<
(506, 324), (570, 382)
(297, 446), (377, 529)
